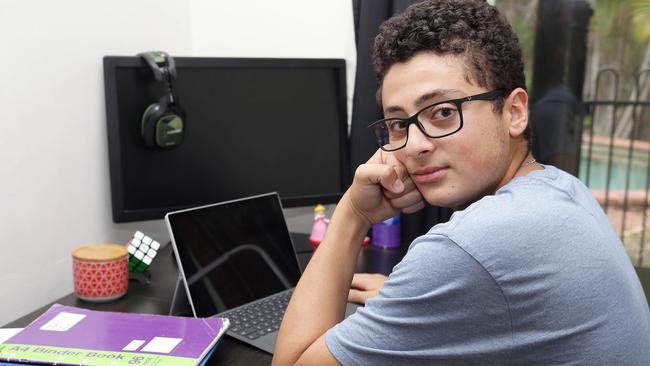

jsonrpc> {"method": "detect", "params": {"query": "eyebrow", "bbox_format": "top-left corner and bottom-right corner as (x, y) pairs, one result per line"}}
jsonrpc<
(383, 88), (463, 115)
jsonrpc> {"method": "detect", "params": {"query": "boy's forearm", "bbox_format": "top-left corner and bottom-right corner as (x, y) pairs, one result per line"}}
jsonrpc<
(273, 198), (370, 365)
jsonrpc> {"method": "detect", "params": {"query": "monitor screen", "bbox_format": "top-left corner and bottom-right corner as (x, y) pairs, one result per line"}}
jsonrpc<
(103, 57), (349, 222)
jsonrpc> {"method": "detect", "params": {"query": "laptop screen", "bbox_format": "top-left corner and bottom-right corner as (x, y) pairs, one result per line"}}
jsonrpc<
(166, 192), (302, 317)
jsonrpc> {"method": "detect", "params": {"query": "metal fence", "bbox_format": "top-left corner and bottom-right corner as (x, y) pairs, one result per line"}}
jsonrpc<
(581, 67), (650, 267)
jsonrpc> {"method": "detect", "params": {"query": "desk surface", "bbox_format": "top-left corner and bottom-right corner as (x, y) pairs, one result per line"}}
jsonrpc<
(6, 235), (650, 365)
(4, 233), (409, 365)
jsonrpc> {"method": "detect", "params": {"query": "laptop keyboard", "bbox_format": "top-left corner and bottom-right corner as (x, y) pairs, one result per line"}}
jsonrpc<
(221, 289), (294, 340)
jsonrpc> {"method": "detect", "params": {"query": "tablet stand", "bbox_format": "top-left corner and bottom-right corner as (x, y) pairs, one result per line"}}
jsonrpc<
(169, 274), (192, 316)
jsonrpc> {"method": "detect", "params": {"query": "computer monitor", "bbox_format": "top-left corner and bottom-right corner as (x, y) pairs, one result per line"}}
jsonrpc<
(103, 56), (350, 222)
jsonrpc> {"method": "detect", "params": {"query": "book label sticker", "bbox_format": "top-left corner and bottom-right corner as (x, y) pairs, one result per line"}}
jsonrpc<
(122, 340), (146, 351)
(141, 337), (182, 354)
(40, 312), (86, 332)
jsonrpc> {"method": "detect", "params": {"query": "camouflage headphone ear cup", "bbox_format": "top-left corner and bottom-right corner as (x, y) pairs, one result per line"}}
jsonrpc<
(141, 102), (165, 148)
(154, 113), (185, 148)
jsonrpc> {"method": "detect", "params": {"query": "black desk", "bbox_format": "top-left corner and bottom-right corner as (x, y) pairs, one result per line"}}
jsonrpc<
(3, 233), (408, 365)
(6, 234), (650, 365)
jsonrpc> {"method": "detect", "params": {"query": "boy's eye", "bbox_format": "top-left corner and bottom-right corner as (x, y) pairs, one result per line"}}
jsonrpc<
(387, 120), (408, 130)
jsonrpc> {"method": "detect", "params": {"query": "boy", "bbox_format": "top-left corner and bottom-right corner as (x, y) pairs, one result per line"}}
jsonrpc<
(274, 1), (650, 364)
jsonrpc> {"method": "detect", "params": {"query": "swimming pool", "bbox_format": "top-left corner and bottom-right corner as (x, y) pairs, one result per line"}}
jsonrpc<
(579, 157), (650, 190)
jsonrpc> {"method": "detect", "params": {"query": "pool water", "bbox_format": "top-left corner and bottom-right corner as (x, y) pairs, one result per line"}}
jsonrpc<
(579, 158), (650, 190)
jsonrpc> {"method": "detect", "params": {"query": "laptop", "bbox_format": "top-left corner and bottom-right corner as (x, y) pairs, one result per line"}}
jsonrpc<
(165, 192), (359, 354)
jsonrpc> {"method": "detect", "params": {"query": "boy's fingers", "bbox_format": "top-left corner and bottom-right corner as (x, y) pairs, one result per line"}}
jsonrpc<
(350, 273), (372, 290)
(389, 189), (425, 210)
(347, 289), (380, 304)
(383, 176), (417, 199)
(402, 200), (426, 214)
(355, 163), (403, 194)
(347, 289), (364, 304)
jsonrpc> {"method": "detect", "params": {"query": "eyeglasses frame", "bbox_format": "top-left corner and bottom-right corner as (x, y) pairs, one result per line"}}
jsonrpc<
(368, 89), (505, 152)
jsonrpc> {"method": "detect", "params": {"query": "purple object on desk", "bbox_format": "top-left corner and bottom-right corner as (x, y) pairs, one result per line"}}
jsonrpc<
(372, 215), (401, 249)
(2, 303), (228, 365)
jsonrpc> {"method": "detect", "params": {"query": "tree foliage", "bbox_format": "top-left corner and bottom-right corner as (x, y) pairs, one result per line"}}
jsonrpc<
(497, 0), (650, 139)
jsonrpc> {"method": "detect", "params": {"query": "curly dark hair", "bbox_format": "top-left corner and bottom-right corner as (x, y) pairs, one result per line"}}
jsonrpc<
(373, 0), (528, 140)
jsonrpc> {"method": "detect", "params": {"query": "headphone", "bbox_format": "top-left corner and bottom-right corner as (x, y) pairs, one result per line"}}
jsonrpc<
(138, 51), (185, 149)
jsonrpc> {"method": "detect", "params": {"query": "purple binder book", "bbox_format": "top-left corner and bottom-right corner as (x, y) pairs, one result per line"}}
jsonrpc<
(0, 304), (229, 366)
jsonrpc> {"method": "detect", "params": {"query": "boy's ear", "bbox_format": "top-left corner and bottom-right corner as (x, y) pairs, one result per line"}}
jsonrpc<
(506, 88), (529, 138)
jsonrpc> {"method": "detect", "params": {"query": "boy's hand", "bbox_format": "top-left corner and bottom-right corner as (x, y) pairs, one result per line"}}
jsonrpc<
(343, 149), (425, 226)
(348, 273), (388, 304)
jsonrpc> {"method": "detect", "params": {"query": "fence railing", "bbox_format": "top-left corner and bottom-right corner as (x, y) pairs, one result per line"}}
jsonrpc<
(581, 67), (650, 267)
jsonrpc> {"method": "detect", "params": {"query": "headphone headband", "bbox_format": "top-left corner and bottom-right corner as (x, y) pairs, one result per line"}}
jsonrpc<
(137, 51), (177, 81)
(139, 51), (179, 105)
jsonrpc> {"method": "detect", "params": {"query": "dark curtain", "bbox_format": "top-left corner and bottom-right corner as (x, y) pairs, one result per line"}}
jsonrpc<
(529, 0), (592, 176)
(350, 0), (453, 245)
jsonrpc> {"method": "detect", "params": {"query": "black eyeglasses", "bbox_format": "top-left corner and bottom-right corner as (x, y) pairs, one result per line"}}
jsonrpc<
(368, 89), (504, 151)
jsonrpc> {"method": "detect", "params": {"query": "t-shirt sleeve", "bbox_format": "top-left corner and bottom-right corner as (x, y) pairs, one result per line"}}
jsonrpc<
(325, 234), (513, 366)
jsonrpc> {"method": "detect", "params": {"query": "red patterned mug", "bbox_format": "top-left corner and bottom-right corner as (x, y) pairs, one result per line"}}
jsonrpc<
(72, 244), (129, 302)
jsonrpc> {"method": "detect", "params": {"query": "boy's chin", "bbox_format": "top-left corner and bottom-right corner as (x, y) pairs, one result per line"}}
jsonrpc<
(421, 189), (471, 210)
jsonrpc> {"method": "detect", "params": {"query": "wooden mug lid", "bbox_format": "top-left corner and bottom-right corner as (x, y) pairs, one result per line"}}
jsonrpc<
(72, 244), (128, 262)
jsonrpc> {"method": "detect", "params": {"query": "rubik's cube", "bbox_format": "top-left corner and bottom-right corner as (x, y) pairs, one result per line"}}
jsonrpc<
(127, 231), (160, 273)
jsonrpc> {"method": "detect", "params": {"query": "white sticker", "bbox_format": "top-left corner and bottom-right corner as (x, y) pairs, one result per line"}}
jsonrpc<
(141, 337), (183, 354)
(40, 312), (86, 332)
(0, 328), (21, 343)
(122, 340), (146, 351)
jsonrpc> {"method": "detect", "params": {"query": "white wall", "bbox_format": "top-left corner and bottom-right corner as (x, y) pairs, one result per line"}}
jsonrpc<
(0, 0), (355, 326)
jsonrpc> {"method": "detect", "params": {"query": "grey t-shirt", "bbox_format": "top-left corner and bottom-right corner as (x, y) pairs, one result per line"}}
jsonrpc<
(326, 165), (650, 365)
